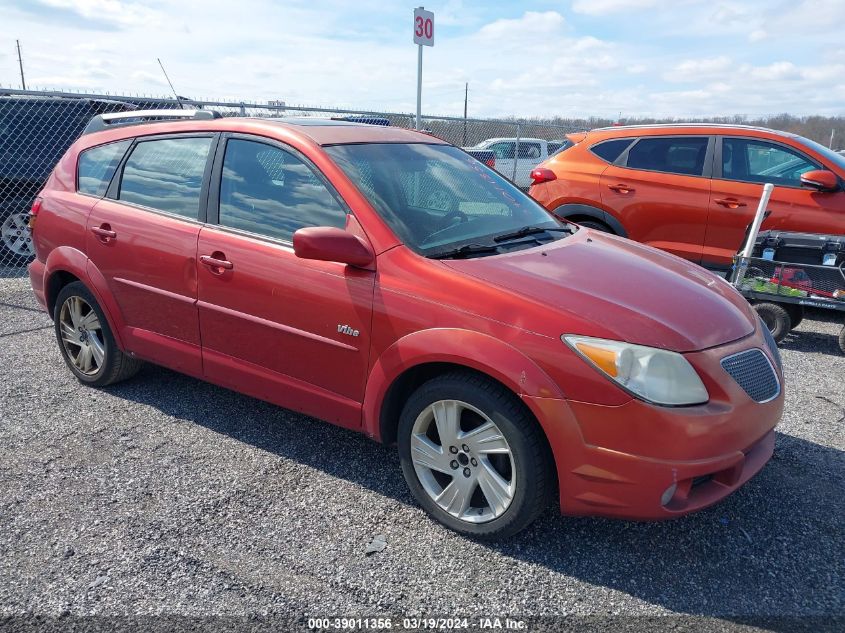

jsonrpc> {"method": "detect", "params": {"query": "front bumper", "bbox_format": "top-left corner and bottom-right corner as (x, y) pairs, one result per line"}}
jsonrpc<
(562, 427), (774, 520)
(523, 330), (783, 520)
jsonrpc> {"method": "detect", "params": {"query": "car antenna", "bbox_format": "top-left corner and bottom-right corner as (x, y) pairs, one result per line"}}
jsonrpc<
(157, 58), (185, 109)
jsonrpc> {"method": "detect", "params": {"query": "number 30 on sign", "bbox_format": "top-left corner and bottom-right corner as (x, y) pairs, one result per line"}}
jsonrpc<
(413, 7), (434, 46)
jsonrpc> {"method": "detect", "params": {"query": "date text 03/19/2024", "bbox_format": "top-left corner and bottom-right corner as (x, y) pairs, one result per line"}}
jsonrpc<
(306, 617), (527, 630)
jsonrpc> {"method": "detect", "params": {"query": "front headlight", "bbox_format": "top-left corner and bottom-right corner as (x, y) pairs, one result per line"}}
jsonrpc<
(562, 335), (709, 406)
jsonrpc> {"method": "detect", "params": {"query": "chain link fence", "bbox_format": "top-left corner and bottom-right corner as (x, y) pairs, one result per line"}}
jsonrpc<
(0, 88), (579, 276)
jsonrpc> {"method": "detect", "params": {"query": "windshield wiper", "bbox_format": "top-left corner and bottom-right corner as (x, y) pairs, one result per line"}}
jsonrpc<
(428, 243), (501, 259)
(492, 225), (573, 243)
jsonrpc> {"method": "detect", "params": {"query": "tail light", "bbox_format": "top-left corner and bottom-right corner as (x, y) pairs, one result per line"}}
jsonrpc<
(485, 157), (496, 168)
(28, 197), (43, 229)
(530, 168), (557, 185)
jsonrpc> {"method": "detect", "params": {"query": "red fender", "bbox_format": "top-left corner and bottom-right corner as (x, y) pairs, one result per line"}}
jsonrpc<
(43, 247), (127, 350)
(363, 328), (570, 439)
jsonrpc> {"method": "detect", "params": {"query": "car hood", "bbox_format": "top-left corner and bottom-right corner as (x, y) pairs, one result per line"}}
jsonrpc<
(443, 230), (755, 352)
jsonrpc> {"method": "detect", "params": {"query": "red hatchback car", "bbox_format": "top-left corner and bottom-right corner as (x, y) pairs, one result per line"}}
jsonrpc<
(29, 111), (784, 537)
(529, 124), (845, 270)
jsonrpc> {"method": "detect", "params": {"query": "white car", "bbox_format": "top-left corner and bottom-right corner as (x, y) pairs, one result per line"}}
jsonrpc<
(465, 138), (569, 188)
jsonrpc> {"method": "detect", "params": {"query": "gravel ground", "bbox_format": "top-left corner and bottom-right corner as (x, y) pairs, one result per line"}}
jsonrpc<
(0, 276), (843, 632)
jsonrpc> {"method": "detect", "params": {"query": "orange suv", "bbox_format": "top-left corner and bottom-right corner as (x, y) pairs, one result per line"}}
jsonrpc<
(528, 124), (845, 269)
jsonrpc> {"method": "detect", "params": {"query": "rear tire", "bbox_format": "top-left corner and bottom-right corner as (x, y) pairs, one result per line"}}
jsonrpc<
(397, 371), (553, 539)
(838, 325), (845, 354)
(53, 281), (143, 387)
(753, 302), (791, 343)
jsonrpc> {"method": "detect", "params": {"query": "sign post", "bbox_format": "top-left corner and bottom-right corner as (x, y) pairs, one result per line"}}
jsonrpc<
(413, 7), (434, 130)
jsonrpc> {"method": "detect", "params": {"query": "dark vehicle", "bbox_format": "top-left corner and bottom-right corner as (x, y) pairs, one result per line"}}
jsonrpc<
(333, 116), (391, 126)
(0, 96), (136, 266)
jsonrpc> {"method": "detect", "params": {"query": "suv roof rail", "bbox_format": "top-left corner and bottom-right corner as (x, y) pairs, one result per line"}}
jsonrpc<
(82, 109), (222, 135)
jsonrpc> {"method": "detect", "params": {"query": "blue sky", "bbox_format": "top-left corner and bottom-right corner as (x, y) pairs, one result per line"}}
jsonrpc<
(2, 0), (843, 118)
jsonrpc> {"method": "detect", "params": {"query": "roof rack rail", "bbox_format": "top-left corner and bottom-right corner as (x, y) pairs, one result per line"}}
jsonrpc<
(82, 109), (222, 135)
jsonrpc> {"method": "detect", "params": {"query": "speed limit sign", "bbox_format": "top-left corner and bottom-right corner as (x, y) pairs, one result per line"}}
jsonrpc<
(413, 7), (434, 46)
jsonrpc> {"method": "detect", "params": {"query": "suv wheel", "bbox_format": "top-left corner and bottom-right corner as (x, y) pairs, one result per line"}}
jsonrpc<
(398, 372), (553, 538)
(54, 281), (143, 386)
(0, 212), (35, 267)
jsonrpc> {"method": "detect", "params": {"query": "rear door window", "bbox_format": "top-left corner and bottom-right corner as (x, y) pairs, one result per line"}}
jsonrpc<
(118, 137), (212, 219)
(217, 138), (347, 242)
(721, 137), (818, 186)
(77, 140), (131, 196)
(625, 137), (709, 176)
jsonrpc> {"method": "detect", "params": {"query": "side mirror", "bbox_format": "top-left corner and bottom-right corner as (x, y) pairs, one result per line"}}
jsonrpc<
(293, 226), (374, 268)
(800, 169), (839, 192)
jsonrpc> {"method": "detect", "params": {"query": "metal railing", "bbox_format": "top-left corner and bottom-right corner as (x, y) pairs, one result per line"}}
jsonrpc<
(0, 88), (579, 276)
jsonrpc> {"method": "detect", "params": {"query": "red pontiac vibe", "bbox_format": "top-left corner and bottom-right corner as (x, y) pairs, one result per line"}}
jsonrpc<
(28, 111), (784, 537)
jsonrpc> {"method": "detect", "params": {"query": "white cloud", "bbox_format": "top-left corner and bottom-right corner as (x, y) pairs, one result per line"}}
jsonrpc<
(663, 56), (733, 83)
(478, 11), (565, 39)
(35, 0), (160, 27)
(3, 2), (844, 120)
(571, 0), (664, 16)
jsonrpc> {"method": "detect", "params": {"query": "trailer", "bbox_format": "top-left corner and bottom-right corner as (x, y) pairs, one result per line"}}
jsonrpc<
(730, 183), (845, 353)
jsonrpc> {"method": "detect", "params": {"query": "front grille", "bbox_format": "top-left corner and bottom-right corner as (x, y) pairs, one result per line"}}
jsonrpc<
(721, 349), (780, 403)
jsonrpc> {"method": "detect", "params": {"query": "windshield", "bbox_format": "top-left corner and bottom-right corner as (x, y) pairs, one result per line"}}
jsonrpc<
(795, 135), (845, 172)
(325, 143), (569, 257)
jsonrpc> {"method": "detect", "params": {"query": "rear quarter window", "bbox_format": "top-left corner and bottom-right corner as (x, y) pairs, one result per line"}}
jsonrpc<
(589, 138), (634, 164)
(77, 140), (131, 196)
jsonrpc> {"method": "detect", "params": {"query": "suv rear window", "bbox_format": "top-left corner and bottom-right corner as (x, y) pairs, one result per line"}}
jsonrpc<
(77, 140), (131, 197)
(625, 137), (709, 176)
(589, 139), (633, 164)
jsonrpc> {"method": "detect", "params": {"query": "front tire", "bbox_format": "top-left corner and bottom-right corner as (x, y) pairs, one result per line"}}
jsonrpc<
(839, 325), (845, 354)
(784, 304), (804, 330)
(398, 371), (553, 539)
(753, 302), (791, 343)
(53, 281), (143, 386)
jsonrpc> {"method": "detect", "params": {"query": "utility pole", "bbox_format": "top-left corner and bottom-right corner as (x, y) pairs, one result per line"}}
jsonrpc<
(830, 128), (836, 149)
(463, 82), (468, 146)
(16, 40), (27, 90)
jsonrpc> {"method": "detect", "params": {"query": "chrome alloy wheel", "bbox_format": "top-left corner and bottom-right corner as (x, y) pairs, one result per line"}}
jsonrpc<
(58, 296), (105, 376)
(410, 399), (516, 524)
(1, 212), (34, 257)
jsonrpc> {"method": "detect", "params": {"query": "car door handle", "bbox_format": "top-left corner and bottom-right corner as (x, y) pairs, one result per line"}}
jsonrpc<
(91, 225), (117, 241)
(714, 198), (747, 209)
(607, 184), (635, 193)
(200, 254), (234, 273)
